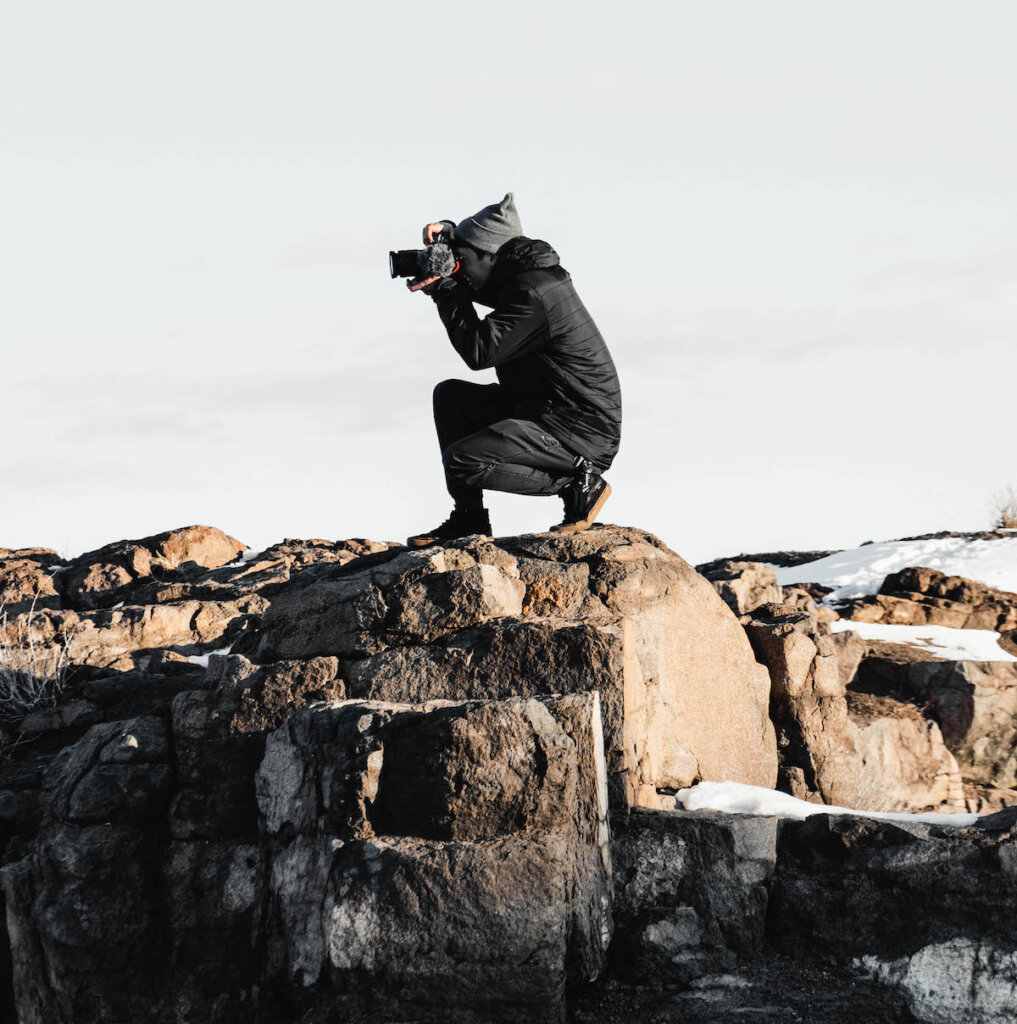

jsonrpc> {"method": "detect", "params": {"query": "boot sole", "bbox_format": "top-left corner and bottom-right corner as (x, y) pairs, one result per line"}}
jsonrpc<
(551, 483), (612, 534)
(407, 531), (492, 549)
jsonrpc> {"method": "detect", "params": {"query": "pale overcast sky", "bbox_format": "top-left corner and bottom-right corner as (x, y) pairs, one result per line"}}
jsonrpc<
(3, 1), (1015, 564)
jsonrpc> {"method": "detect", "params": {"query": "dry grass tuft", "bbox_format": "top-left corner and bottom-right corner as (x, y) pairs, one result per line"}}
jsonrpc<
(0, 594), (72, 734)
(991, 484), (1017, 529)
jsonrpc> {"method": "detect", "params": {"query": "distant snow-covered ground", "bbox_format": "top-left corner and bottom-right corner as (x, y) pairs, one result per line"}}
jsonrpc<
(771, 535), (1017, 602)
(827, 620), (1017, 662)
(676, 780), (980, 826)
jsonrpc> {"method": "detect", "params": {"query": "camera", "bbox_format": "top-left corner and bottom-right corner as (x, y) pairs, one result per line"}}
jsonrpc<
(388, 249), (430, 279)
(389, 221), (460, 291)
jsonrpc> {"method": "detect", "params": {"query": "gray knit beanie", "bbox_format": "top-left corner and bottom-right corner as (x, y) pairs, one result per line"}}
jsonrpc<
(454, 193), (523, 254)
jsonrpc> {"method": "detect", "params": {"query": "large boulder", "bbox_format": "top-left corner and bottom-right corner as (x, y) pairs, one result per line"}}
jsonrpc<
(247, 527), (778, 808)
(4, 526), (775, 812)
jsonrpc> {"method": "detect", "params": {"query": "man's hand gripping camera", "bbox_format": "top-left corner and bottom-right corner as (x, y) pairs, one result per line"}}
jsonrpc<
(388, 220), (460, 294)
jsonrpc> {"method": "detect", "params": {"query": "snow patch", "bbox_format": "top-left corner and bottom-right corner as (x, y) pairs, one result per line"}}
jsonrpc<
(219, 548), (265, 569)
(772, 536), (1017, 601)
(828, 620), (1017, 662)
(187, 646), (232, 668)
(676, 780), (980, 826)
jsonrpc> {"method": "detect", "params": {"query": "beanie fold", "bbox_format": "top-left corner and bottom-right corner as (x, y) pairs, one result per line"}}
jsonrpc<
(454, 192), (522, 254)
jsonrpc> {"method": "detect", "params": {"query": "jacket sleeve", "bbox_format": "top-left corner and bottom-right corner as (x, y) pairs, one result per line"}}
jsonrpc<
(433, 284), (548, 371)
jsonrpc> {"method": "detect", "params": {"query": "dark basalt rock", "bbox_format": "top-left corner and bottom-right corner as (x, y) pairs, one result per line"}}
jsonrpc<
(768, 811), (1017, 1019)
(610, 808), (776, 983)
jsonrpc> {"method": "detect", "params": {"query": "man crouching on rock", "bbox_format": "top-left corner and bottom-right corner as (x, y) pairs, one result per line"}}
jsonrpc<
(407, 193), (622, 548)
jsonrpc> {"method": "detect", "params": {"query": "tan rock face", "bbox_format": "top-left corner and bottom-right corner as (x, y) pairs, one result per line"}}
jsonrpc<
(846, 637), (1017, 812)
(707, 560), (1016, 814)
(845, 692), (965, 811)
(743, 602), (966, 813)
(4, 597), (267, 672)
(0, 557), (62, 617)
(64, 525), (247, 610)
(250, 526), (778, 807)
(906, 660), (1017, 790)
(697, 559), (784, 616)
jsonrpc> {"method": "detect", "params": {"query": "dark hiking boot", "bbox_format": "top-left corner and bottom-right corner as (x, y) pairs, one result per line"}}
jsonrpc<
(552, 464), (611, 534)
(407, 507), (492, 548)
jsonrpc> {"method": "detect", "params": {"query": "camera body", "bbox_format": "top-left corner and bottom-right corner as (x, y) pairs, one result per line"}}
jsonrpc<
(388, 248), (430, 279)
(389, 221), (459, 289)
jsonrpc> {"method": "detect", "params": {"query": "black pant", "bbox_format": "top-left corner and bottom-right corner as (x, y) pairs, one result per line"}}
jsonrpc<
(433, 379), (579, 505)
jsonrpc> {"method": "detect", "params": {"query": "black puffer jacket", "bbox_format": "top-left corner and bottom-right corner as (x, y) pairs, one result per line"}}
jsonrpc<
(433, 237), (622, 470)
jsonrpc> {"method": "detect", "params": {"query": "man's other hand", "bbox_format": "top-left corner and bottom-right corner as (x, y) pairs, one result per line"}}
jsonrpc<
(420, 276), (459, 297)
(421, 220), (456, 245)
(406, 274), (458, 296)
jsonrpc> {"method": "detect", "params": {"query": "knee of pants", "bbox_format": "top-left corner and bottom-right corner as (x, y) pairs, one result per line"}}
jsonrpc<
(442, 440), (489, 489)
(432, 379), (461, 416)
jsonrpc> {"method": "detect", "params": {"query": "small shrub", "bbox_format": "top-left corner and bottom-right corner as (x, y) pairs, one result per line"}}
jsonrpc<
(0, 598), (72, 726)
(991, 484), (1017, 529)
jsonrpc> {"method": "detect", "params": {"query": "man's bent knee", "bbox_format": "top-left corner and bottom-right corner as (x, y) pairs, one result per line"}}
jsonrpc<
(442, 439), (489, 491)
(432, 378), (467, 415)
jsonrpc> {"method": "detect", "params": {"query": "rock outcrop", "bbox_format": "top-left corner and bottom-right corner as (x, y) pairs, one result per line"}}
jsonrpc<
(4, 523), (1016, 1022)
(2, 692), (609, 1023)
(610, 808), (775, 983)
(904, 660), (1017, 810)
(0, 551), (62, 619)
(704, 558), (1017, 816)
(769, 807), (1017, 1024)
(835, 564), (1017, 634)
(61, 525), (247, 610)
(722, 582), (966, 814)
(238, 528), (778, 805)
(695, 559), (784, 617)
(0, 523), (777, 1023)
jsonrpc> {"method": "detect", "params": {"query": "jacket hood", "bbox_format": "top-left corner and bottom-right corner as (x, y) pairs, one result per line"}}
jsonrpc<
(495, 236), (560, 271)
(466, 236), (561, 306)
